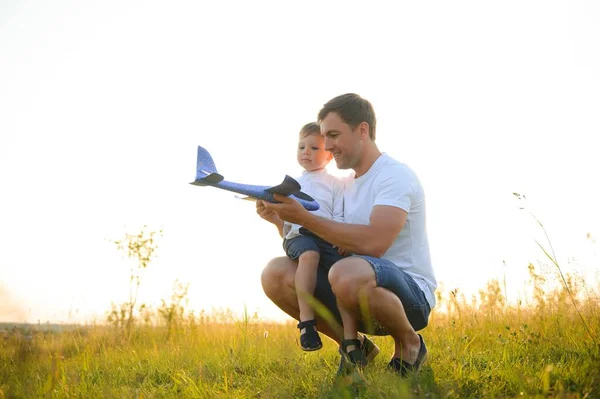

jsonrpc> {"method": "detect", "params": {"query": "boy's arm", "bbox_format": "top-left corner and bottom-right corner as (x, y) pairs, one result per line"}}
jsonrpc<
(274, 220), (285, 238)
(256, 200), (286, 238)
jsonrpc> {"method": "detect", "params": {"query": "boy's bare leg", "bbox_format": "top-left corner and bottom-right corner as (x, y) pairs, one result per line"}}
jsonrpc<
(261, 256), (342, 343)
(296, 251), (320, 326)
(339, 307), (357, 339)
(338, 304), (359, 351)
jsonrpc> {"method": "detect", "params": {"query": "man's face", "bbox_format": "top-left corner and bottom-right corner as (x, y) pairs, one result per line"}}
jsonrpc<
(320, 112), (362, 170)
(296, 134), (332, 171)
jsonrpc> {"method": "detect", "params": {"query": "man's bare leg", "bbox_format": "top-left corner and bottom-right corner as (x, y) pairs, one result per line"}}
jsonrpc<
(329, 257), (422, 364)
(261, 256), (342, 343)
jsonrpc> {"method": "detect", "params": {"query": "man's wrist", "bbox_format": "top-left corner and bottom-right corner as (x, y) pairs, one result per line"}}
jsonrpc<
(301, 213), (320, 232)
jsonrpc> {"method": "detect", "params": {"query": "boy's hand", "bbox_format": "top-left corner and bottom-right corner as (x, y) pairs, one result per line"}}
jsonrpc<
(256, 200), (282, 225)
(337, 247), (350, 257)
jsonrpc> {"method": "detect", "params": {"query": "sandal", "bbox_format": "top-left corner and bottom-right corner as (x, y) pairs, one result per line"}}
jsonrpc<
(297, 320), (323, 351)
(340, 338), (368, 368)
(337, 335), (380, 376)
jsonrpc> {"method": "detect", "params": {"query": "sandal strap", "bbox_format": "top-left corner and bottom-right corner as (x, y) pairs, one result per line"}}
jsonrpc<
(297, 319), (317, 330)
(341, 339), (361, 352)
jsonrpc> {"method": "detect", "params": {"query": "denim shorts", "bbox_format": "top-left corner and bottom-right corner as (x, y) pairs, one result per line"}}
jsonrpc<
(283, 228), (344, 270)
(312, 254), (431, 335)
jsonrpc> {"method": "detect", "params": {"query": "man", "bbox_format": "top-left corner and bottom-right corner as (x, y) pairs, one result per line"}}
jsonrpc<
(256, 93), (436, 377)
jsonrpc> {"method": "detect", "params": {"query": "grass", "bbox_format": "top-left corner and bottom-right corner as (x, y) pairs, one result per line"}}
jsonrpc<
(1, 269), (599, 398)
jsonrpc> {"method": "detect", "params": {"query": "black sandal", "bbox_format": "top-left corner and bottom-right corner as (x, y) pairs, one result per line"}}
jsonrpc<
(341, 338), (367, 368)
(297, 320), (323, 351)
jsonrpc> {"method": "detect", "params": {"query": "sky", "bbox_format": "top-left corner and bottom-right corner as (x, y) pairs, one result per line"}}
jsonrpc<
(1, 0), (599, 323)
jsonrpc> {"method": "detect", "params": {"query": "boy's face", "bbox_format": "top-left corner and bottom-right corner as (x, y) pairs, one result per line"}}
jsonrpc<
(297, 134), (333, 171)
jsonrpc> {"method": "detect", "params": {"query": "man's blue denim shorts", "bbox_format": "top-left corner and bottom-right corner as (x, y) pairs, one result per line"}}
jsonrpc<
(311, 251), (431, 335)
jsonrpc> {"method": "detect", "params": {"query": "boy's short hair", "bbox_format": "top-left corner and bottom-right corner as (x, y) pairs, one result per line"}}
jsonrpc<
(317, 93), (377, 141)
(299, 122), (322, 138)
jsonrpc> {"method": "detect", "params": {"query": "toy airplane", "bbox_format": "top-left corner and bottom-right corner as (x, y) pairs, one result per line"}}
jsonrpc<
(189, 146), (320, 211)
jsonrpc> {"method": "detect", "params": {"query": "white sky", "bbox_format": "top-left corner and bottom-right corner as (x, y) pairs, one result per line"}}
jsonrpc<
(1, 0), (599, 323)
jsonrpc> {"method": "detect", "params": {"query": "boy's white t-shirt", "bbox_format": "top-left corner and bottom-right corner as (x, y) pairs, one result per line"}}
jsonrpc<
(343, 153), (437, 309)
(284, 169), (345, 239)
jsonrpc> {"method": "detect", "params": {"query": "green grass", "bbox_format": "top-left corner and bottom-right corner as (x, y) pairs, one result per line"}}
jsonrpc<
(1, 278), (599, 398)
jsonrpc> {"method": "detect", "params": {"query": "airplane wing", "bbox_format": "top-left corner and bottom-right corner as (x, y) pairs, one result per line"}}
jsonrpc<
(265, 175), (316, 202)
(264, 175), (301, 196)
(235, 195), (258, 202)
(292, 191), (315, 202)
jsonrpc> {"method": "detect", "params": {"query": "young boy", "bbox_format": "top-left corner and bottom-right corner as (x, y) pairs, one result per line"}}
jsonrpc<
(281, 122), (346, 351)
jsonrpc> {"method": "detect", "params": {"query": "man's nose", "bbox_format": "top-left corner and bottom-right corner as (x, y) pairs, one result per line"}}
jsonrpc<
(324, 137), (333, 151)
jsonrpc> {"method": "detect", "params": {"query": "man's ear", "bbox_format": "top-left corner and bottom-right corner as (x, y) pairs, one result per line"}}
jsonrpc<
(358, 121), (370, 140)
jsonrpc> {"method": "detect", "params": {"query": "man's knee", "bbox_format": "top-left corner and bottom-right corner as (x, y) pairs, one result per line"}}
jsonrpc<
(328, 258), (376, 306)
(261, 259), (281, 293)
(261, 257), (294, 295)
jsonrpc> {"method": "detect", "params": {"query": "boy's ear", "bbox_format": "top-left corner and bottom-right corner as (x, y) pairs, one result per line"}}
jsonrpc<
(327, 151), (333, 161)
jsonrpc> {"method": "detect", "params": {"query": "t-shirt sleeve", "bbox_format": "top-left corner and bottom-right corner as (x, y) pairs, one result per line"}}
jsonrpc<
(374, 166), (414, 213)
(331, 177), (345, 223)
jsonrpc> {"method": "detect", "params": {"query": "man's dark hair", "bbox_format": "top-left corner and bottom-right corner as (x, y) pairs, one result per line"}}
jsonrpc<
(299, 122), (321, 138)
(317, 93), (376, 141)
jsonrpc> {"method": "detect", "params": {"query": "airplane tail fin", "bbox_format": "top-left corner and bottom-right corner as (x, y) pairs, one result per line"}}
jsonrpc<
(190, 146), (224, 186)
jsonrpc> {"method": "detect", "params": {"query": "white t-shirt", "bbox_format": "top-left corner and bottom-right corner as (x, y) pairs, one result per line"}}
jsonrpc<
(284, 169), (345, 239)
(344, 153), (437, 309)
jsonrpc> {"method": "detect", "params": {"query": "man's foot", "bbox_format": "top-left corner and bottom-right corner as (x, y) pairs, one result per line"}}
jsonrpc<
(297, 320), (323, 351)
(387, 334), (428, 377)
(336, 335), (380, 376)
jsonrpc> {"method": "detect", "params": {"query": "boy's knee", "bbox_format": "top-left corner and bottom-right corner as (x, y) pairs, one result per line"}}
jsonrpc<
(298, 250), (320, 264)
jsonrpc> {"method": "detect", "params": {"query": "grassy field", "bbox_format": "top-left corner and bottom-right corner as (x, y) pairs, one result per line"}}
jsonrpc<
(1, 275), (599, 398)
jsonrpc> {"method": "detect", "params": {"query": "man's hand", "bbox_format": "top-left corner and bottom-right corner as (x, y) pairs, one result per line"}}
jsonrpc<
(256, 200), (283, 225)
(262, 193), (311, 225)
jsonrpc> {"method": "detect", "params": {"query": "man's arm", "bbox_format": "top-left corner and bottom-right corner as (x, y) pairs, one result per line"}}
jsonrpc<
(264, 194), (406, 258)
(302, 205), (406, 258)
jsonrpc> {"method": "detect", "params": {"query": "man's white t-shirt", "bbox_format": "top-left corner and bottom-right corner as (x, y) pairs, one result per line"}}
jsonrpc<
(284, 169), (345, 239)
(343, 153), (437, 309)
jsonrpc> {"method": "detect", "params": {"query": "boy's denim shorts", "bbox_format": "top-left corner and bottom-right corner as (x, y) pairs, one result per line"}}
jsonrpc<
(310, 250), (431, 335)
(283, 228), (343, 270)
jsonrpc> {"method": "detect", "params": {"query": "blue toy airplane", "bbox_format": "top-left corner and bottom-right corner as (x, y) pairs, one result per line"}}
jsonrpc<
(189, 146), (320, 211)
